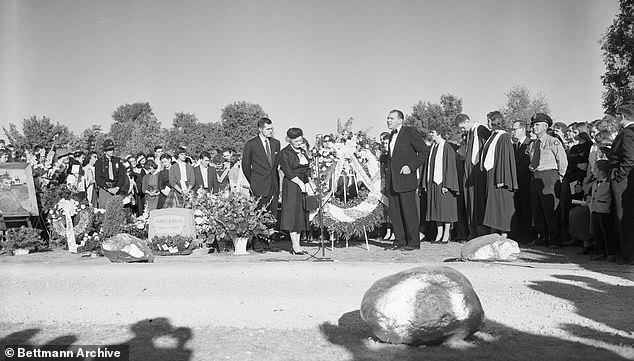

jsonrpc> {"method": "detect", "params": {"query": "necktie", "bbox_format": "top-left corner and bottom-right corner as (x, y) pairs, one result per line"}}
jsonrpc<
(108, 158), (114, 180)
(530, 139), (541, 170)
(265, 139), (272, 165)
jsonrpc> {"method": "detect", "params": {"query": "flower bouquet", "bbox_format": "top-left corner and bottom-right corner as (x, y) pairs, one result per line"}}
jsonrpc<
(192, 191), (276, 252)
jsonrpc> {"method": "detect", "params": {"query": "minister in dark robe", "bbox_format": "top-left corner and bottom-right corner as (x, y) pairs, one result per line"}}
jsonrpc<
(421, 129), (459, 243)
(481, 111), (518, 235)
(455, 113), (491, 239)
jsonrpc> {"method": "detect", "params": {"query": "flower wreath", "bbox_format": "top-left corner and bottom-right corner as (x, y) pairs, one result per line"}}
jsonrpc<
(47, 199), (93, 239)
(310, 132), (386, 240)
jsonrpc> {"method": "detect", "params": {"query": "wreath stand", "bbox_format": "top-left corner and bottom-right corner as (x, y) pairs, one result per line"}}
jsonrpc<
(327, 171), (370, 252)
(312, 135), (334, 262)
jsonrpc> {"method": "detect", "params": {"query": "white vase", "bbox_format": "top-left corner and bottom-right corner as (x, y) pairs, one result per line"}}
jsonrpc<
(13, 249), (29, 256)
(232, 237), (249, 255)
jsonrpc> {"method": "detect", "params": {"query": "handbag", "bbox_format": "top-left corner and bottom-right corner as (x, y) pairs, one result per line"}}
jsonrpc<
(302, 183), (319, 212)
(303, 194), (319, 212)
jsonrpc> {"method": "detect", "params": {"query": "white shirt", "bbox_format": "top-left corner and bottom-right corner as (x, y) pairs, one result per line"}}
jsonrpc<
(200, 165), (209, 189)
(389, 125), (402, 156)
(177, 160), (188, 191)
(259, 133), (270, 150)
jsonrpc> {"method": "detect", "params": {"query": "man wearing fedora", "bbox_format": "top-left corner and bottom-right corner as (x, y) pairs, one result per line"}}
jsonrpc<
(95, 139), (128, 208)
(528, 113), (568, 248)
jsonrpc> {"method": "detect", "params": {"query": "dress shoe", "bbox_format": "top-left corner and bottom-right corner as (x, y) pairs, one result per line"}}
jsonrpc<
(384, 245), (400, 251)
(289, 250), (307, 255)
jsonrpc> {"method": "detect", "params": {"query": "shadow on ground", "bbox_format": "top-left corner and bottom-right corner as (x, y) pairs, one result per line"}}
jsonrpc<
(527, 274), (634, 345)
(319, 309), (632, 361)
(0, 317), (192, 361)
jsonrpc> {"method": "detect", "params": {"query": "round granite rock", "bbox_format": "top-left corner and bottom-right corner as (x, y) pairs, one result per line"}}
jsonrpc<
(460, 234), (520, 262)
(360, 266), (484, 345)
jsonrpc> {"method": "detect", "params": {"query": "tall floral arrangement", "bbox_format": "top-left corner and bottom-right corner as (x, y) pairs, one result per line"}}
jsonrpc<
(309, 125), (385, 240)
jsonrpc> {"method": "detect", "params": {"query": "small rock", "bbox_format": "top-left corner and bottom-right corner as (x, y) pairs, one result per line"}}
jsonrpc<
(101, 233), (154, 263)
(460, 234), (520, 262)
(360, 266), (485, 345)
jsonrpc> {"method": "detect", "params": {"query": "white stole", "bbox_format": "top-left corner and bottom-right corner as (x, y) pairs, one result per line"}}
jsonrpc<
(426, 140), (445, 185)
(483, 130), (504, 171)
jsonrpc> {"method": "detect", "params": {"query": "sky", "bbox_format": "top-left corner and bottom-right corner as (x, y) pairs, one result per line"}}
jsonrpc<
(0, 0), (621, 144)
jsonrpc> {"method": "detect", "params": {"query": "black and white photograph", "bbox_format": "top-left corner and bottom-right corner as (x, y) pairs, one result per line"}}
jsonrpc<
(0, 1), (632, 360)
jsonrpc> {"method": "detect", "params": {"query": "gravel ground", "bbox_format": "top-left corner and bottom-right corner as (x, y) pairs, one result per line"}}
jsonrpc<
(1, 239), (633, 361)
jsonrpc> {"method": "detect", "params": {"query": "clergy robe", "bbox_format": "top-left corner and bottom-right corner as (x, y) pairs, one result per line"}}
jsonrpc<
(464, 125), (491, 226)
(482, 131), (518, 232)
(422, 141), (459, 223)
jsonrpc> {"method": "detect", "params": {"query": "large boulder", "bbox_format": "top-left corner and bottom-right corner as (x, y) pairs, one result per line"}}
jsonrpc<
(360, 266), (485, 345)
(101, 233), (155, 263)
(460, 234), (520, 262)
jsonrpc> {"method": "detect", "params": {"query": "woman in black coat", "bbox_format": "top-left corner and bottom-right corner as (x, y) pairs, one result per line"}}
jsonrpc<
(279, 127), (311, 255)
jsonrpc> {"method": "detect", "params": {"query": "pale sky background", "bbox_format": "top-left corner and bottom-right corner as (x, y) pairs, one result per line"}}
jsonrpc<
(0, 0), (620, 144)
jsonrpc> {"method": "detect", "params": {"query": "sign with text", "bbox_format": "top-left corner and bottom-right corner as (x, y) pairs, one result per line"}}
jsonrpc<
(148, 208), (196, 241)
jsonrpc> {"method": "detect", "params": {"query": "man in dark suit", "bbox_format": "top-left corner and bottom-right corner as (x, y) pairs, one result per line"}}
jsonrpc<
(94, 139), (128, 208)
(609, 101), (634, 265)
(386, 109), (429, 250)
(193, 151), (219, 194)
(242, 117), (281, 218)
(510, 120), (535, 243)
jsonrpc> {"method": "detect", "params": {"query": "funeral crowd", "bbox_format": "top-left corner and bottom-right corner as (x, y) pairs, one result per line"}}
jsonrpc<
(0, 102), (633, 264)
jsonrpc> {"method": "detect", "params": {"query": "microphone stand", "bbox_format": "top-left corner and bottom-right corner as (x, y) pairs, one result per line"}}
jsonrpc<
(312, 134), (333, 262)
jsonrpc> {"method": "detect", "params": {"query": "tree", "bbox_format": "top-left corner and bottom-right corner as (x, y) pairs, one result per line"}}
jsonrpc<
(3, 115), (75, 151)
(120, 121), (163, 158)
(108, 102), (157, 152)
(219, 101), (268, 151)
(76, 125), (106, 153)
(500, 85), (551, 127)
(405, 94), (463, 141)
(601, 0), (634, 113)
(165, 112), (223, 156)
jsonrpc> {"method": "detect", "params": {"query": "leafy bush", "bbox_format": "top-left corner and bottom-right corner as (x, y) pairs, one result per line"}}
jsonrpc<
(101, 195), (126, 238)
(1, 226), (45, 252)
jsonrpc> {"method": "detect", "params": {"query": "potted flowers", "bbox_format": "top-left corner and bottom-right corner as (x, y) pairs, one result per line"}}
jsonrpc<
(193, 191), (275, 255)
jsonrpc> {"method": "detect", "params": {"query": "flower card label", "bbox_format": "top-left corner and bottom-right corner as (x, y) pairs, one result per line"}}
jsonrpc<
(148, 208), (196, 241)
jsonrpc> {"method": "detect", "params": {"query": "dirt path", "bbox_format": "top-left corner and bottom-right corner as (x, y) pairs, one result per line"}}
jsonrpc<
(1, 241), (633, 361)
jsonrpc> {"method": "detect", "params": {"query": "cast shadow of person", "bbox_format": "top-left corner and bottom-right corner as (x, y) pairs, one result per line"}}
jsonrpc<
(319, 310), (630, 361)
(527, 274), (634, 347)
(0, 328), (77, 355)
(117, 317), (192, 361)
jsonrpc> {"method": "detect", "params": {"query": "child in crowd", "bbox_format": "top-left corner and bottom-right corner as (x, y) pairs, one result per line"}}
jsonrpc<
(588, 160), (617, 262)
